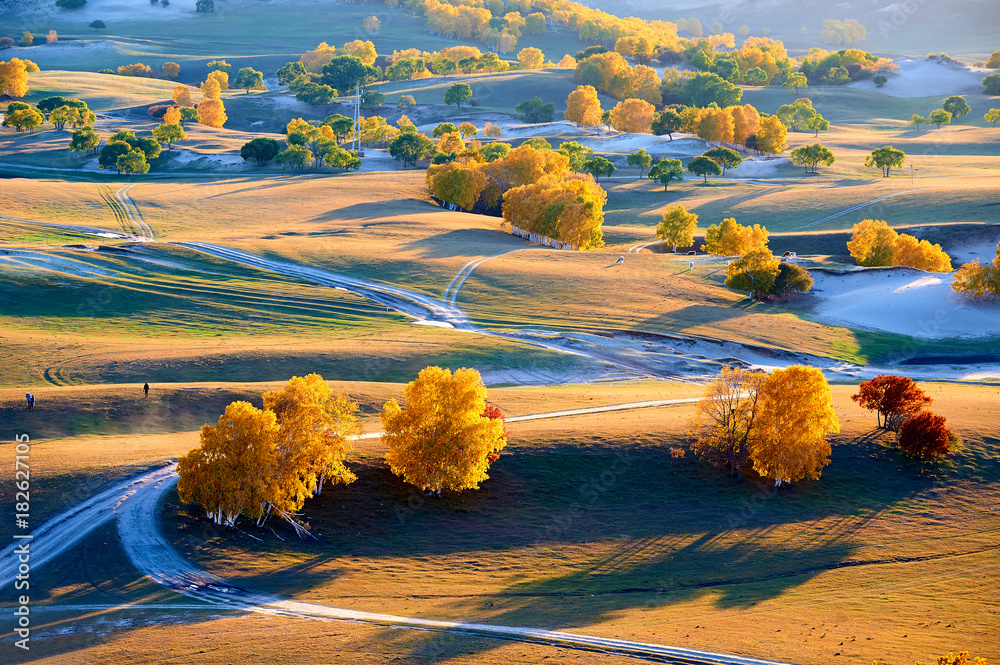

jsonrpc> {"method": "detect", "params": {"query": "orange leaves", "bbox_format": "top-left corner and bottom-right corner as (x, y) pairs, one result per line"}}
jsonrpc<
(852, 374), (932, 430)
(171, 84), (192, 107)
(697, 107), (735, 143)
(381, 366), (507, 494)
(197, 98), (227, 128)
(898, 411), (953, 460)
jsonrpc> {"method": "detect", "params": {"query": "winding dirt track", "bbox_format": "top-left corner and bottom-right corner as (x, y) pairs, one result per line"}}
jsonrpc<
(0, 399), (793, 665)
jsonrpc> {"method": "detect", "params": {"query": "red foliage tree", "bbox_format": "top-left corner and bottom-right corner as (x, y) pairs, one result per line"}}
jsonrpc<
(898, 411), (952, 460)
(851, 374), (932, 429)
(482, 403), (508, 464)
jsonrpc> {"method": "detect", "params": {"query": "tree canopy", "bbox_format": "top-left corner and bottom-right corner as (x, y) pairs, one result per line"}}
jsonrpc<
(852, 374), (932, 430)
(656, 204), (698, 251)
(647, 158), (683, 190)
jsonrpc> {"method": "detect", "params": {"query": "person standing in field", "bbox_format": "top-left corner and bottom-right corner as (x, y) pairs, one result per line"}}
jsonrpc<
(143, 382), (149, 399)
(25, 393), (34, 410)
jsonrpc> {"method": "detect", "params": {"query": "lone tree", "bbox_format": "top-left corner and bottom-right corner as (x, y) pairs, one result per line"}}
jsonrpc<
(864, 145), (905, 177)
(688, 155), (721, 183)
(928, 108), (952, 129)
(790, 143), (835, 174)
(942, 95), (971, 120)
(852, 374), (932, 430)
(627, 148), (651, 177)
(234, 67), (264, 94)
(985, 109), (1000, 127)
(240, 137), (280, 165)
(581, 155), (615, 181)
(515, 96), (555, 122)
(648, 158), (684, 190)
(984, 73), (1000, 95)
(656, 204), (698, 252)
(89, 20), (106, 30)
(195, 0), (214, 12)
(443, 82), (473, 109)
(783, 72), (807, 94)
(381, 366), (508, 495)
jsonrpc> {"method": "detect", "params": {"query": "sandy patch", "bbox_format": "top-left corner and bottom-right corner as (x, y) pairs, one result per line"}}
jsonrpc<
(849, 58), (987, 98)
(809, 266), (1000, 339)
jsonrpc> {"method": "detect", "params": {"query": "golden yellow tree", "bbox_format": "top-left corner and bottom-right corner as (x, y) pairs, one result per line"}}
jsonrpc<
(565, 85), (603, 128)
(344, 39), (378, 66)
(0, 58), (30, 98)
(750, 365), (840, 486)
(725, 246), (780, 300)
(177, 401), (281, 526)
(608, 98), (655, 134)
(163, 106), (182, 125)
(363, 16), (381, 33)
(197, 98), (227, 128)
(200, 77), (221, 100)
(263, 373), (360, 500)
(382, 366), (507, 494)
(206, 69), (229, 91)
(517, 47), (545, 70)
(557, 54), (576, 68)
(702, 217), (769, 255)
(697, 107), (735, 143)
(426, 160), (487, 211)
(690, 366), (768, 479)
(756, 114), (788, 153)
(483, 122), (503, 137)
(436, 131), (465, 155)
(172, 84), (192, 107)
(847, 219), (898, 266)
(892, 234), (952, 272)
(656, 204), (698, 252)
(951, 260), (993, 300)
(730, 104), (760, 145)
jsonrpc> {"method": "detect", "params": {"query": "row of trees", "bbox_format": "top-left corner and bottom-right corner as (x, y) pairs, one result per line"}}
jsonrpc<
(178, 369), (509, 530)
(847, 219), (952, 272)
(908, 96), (972, 130)
(951, 241), (1000, 301)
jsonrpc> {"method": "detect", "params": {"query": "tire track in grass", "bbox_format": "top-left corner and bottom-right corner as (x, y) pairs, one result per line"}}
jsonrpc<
(789, 188), (929, 232)
(442, 248), (524, 307)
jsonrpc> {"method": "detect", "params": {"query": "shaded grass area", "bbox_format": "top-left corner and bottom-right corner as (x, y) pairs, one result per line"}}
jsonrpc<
(158, 386), (1000, 664)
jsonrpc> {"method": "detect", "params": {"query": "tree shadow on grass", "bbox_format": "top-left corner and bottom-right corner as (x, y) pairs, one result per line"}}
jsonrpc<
(400, 227), (526, 259)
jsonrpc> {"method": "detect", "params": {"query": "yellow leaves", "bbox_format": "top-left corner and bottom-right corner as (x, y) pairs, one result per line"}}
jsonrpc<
(756, 114), (788, 154)
(690, 366), (767, 477)
(197, 98), (227, 128)
(426, 160), (487, 211)
(483, 122), (503, 137)
(206, 69), (228, 92)
(343, 39), (378, 66)
(200, 77), (221, 101)
(847, 219), (952, 272)
(702, 217), (769, 256)
(608, 98), (655, 134)
(172, 84), (192, 107)
(697, 107), (735, 143)
(502, 172), (607, 250)
(517, 47), (544, 70)
(436, 131), (465, 155)
(730, 104), (760, 145)
(656, 204), (698, 249)
(0, 58), (30, 98)
(162, 106), (181, 125)
(381, 366), (507, 494)
(565, 85), (603, 127)
(557, 54), (577, 69)
(751, 366), (839, 484)
(724, 246), (780, 299)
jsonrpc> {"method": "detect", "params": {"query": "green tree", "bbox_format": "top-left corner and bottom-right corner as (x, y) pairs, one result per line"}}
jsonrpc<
(682, 72), (742, 107)
(397, 94), (416, 110)
(68, 126), (100, 155)
(783, 73), (807, 94)
(116, 149), (150, 175)
(581, 155), (615, 181)
(656, 204), (698, 251)
(324, 146), (361, 171)
(627, 148), (652, 177)
(908, 114), (928, 129)
(89, 20), (106, 30)
(295, 82), (337, 106)
(873, 74), (887, 88)
(942, 95), (971, 119)
(234, 67), (264, 93)
(432, 122), (458, 138)
(179, 106), (200, 125)
(240, 137), (281, 165)
(444, 82), (473, 109)
(515, 96), (555, 122)
(360, 90), (384, 108)
(2, 108), (43, 132)
(195, 0), (214, 12)
(480, 142), (511, 162)
(703, 146), (742, 175)
(651, 107), (682, 141)
(804, 114), (829, 136)
(789, 143), (835, 173)
(276, 61), (306, 86)
(864, 145), (905, 177)
(320, 56), (379, 94)
(557, 141), (593, 171)
(688, 155), (721, 183)
(152, 122), (185, 148)
(928, 108), (952, 129)
(984, 73), (1000, 95)
(275, 144), (313, 171)
(647, 158), (684, 190)
(725, 246), (780, 300)
(771, 262), (813, 299)
(986, 109), (1000, 127)
(206, 62), (232, 76)
(776, 98), (816, 132)
(389, 131), (434, 166)
(322, 114), (354, 143)
(98, 141), (132, 170)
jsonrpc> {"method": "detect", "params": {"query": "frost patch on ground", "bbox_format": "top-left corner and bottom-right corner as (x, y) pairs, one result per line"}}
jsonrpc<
(849, 58), (987, 98)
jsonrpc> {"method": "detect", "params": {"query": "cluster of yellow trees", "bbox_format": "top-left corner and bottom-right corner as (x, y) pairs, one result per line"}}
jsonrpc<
(847, 219), (952, 272)
(169, 73), (227, 129)
(952, 241), (1000, 301)
(691, 365), (840, 485)
(426, 143), (606, 249)
(0, 57), (39, 98)
(301, 39), (378, 72)
(178, 369), (509, 530)
(573, 50), (661, 104)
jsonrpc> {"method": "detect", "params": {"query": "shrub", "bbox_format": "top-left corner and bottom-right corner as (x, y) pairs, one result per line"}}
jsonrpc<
(897, 411), (954, 461)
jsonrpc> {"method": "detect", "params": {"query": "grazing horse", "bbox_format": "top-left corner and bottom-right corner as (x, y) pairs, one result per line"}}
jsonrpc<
(615, 255), (625, 265)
